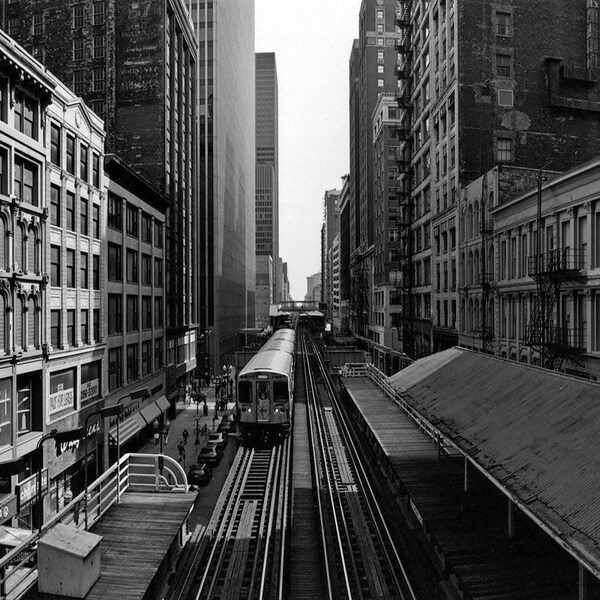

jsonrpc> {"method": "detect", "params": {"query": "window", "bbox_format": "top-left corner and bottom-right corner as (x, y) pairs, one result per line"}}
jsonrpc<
(142, 340), (152, 376)
(0, 146), (6, 194)
(93, 1), (105, 25)
(50, 123), (61, 166)
(8, 16), (19, 36)
(154, 337), (163, 369)
(72, 70), (86, 95)
(141, 213), (152, 243)
(107, 243), (122, 281)
(73, 38), (85, 61)
(496, 137), (512, 162)
(66, 191), (75, 230)
(126, 249), (138, 283)
(80, 198), (88, 235)
(93, 35), (105, 59)
(378, 65), (384, 74)
(92, 153), (100, 188)
(496, 11), (511, 36)
(377, 37), (384, 46)
(32, 12), (44, 35)
(154, 221), (163, 248)
(73, 4), (85, 28)
(126, 295), (138, 332)
(108, 193), (122, 230)
(91, 100), (105, 119)
(126, 203), (138, 237)
(142, 254), (152, 285)
(92, 204), (100, 238)
(93, 308), (100, 341)
(92, 255), (100, 289)
(154, 297), (163, 328)
(14, 157), (38, 206)
(80, 144), (88, 181)
(80, 309), (88, 344)
(377, 50), (384, 62)
(51, 245), (60, 286)
(108, 294), (122, 335)
(92, 68), (105, 93)
(31, 45), (44, 62)
(376, 23), (384, 33)
(80, 252), (88, 288)
(377, 78), (384, 87)
(51, 310), (61, 347)
(66, 134), (75, 174)
(496, 53), (511, 78)
(127, 344), (138, 382)
(154, 258), (163, 286)
(14, 90), (36, 139)
(66, 309), (76, 345)
(66, 249), (75, 287)
(50, 185), (61, 226)
(376, 8), (384, 19)
(142, 296), (152, 329)
(108, 347), (122, 390)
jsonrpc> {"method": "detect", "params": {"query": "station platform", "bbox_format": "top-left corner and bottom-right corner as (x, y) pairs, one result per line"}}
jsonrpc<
(341, 375), (578, 600)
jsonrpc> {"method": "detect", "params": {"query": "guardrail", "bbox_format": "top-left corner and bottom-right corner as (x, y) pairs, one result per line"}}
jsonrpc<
(0, 453), (187, 600)
(342, 363), (456, 457)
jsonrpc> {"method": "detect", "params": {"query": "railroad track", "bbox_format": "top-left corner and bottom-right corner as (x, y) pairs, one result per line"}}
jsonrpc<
(302, 332), (418, 600)
(172, 441), (290, 600)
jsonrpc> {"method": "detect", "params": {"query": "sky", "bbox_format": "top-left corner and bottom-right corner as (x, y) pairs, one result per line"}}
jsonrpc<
(255, 0), (362, 300)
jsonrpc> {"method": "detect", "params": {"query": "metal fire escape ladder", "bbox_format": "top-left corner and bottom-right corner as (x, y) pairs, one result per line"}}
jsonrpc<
(478, 173), (494, 352)
(395, 0), (415, 359)
(523, 172), (586, 370)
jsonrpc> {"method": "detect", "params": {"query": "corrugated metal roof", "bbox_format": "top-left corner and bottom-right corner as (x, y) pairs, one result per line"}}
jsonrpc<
(387, 347), (600, 576)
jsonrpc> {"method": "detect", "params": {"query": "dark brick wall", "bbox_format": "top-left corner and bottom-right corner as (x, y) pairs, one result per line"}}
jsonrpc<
(458, 0), (600, 185)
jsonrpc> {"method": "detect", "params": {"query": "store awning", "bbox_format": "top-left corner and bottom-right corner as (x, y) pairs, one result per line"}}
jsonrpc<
(109, 413), (145, 446)
(155, 395), (170, 413)
(139, 402), (161, 425)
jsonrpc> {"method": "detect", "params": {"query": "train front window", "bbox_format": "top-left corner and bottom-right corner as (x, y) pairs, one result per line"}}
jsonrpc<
(257, 382), (269, 400)
(273, 381), (288, 402)
(239, 381), (252, 404)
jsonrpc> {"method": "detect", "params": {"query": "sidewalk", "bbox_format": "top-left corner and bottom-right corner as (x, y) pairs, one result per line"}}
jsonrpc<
(137, 385), (235, 471)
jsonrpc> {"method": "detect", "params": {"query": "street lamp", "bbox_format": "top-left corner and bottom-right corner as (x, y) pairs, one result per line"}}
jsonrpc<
(37, 427), (85, 534)
(84, 405), (124, 530)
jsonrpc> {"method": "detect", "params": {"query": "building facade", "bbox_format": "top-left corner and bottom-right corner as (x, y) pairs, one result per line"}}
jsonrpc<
(348, 0), (401, 343)
(188, 0), (256, 372)
(3, 0), (199, 407)
(393, 0), (600, 361)
(458, 158), (600, 381)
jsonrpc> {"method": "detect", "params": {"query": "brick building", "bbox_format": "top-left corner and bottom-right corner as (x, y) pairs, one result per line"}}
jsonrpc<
(392, 0), (600, 362)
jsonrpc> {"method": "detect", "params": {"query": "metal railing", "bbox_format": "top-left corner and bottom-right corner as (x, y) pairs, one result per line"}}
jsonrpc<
(0, 453), (187, 600)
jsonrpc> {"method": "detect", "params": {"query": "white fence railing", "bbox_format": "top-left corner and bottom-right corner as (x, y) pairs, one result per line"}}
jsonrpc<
(0, 453), (188, 600)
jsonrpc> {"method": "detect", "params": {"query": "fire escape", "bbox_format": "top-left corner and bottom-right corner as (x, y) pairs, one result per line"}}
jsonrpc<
(477, 173), (494, 352)
(395, 0), (415, 358)
(523, 174), (586, 370)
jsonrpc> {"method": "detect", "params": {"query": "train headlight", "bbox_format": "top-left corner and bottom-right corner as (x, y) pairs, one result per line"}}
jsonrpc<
(274, 408), (279, 413)
(246, 407), (252, 413)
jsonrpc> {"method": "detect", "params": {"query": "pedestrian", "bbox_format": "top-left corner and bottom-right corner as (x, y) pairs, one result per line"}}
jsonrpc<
(182, 428), (189, 445)
(177, 439), (185, 462)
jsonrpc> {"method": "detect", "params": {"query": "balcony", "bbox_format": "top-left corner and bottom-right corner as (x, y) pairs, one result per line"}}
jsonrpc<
(523, 326), (587, 351)
(527, 249), (584, 277)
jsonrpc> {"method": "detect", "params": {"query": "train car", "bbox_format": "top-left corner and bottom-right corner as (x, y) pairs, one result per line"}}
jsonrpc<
(236, 328), (296, 443)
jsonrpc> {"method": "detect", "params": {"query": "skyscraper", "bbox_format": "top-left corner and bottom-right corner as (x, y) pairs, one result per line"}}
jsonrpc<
(188, 0), (256, 370)
(255, 52), (280, 322)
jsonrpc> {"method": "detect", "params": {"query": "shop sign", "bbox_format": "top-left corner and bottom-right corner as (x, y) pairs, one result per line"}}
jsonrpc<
(16, 469), (48, 511)
(80, 379), (99, 403)
(0, 494), (17, 522)
(49, 370), (75, 416)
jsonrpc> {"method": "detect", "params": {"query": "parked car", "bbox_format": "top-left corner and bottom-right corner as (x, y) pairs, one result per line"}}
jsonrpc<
(208, 431), (227, 448)
(197, 443), (222, 465)
(187, 463), (213, 486)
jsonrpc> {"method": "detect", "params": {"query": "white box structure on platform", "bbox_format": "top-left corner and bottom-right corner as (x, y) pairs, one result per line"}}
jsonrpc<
(37, 523), (102, 597)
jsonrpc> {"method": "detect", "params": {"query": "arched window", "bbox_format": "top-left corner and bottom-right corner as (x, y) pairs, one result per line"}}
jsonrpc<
(474, 200), (480, 234)
(467, 251), (473, 285)
(14, 294), (23, 351)
(0, 216), (7, 272)
(474, 298), (480, 330)
(467, 299), (474, 333)
(468, 204), (474, 239)
(14, 223), (24, 273)
(460, 251), (466, 285)
(27, 224), (38, 274)
(474, 248), (480, 284)
(488, 244), (494, 275)
(488, 299), (495, 335)
(0, 292), (6, 354)
(27, 294), (37, 349)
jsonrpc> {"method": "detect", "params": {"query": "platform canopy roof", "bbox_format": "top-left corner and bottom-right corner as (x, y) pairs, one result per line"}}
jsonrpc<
(387, 347), (600, 577)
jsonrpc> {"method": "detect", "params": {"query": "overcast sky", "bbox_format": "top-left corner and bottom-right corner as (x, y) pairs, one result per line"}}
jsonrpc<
(255, 0), (362, 300)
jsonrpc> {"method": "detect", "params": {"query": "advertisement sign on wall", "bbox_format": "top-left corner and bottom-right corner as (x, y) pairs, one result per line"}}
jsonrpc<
(49, 369), (75, 416)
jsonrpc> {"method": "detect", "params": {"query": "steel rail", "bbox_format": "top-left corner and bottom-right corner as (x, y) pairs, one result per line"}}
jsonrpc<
(311, 335), (419, 600)
(303, 333), (355, 598)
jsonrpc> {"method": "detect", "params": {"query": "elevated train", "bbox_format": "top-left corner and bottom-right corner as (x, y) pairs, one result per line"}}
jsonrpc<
(236, 328), (295, 443)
